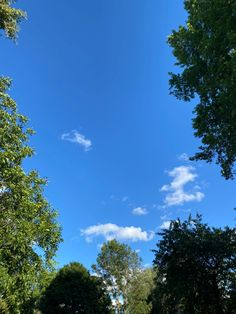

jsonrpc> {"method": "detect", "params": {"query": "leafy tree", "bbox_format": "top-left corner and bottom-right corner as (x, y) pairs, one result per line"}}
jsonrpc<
(168, 0), (236, 179)
(92, 239), (142, 314)
(39, 262), (112, 314)
(151, 215), (236, 313)
(0, 0), (26, 39)
(0, 78), (62, 313)
(127, 268), (155, 314)
(0, 2), (62, 312)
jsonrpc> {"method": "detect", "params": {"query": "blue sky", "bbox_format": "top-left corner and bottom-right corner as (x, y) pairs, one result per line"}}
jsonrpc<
(2, 0), (236, 269)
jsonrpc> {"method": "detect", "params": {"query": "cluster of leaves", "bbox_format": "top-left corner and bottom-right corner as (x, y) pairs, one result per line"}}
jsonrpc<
(151, 215), (236, 313)
(127, 268), (155, 314)
(0, 0), (26, 39)
(169, 0), (236, 179)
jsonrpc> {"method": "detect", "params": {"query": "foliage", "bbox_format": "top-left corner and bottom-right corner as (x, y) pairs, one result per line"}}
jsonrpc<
(0, 78), (62, 313)
(168, 0), (236, 179)
(39, 262), (112, 314)
(127, 268), (155, 314)
(0, 298), (9, 314)
(0, 0), (26, 39)
(92, 239), (141, 313)
(151, 215), (236, 313)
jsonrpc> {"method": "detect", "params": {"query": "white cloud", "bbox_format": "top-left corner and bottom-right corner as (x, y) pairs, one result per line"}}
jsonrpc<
(81, 223), (154, 242)
(160, 166), (204, 207)
(61, 130), (92, 151)
(132, 207), (148, 216)
(159, 221), (171, 229)
(178, 153), (190, 162)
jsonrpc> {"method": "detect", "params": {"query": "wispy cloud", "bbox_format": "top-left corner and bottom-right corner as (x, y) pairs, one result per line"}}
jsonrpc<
(160, 166), (204, 207)
(81, 223), (154, 242)
(122, 196), (128, 202)
(159, 220), (171, 229)
(61, 130), (92, 151)
(132, 207), (148, 216)
(178, 153), (190, 162)
(160, 213), (172, 221)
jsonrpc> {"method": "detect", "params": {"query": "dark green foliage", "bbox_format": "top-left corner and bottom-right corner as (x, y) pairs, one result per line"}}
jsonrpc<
(168, 0), (236, 179)
(152, 215), (236, 313)
(92, 240), (142, 313)
(39, 262), (112, 314)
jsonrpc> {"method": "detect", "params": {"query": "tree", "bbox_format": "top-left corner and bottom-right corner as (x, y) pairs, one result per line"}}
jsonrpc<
(151, 215), (236, 313)
(0, 78), (62, 313)
(0, 2), (62, 312)
(127, 268), (155, 314)
(168, 0), (236, 179)
(0, 0), (26, 39)
(39, 262), (112, 314)
(92, 240), (142, 314)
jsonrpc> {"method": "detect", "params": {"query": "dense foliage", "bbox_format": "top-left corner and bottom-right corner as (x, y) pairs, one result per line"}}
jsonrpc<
(39, 262), (112, 314)
(152, 215), (236, 313)
(169, 0), (236, 179)
(92, 239), (141, 313)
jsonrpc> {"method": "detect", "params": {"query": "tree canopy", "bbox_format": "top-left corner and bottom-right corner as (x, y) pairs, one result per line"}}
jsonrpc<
(152, 215), (236, 313)
(168, 0), (236, 179)
(92, 239), (142, 314)
(39, 262), (112, 314)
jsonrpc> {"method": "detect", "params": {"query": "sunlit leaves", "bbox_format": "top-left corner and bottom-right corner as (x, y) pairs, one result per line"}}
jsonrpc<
(0, 79), (62, 313)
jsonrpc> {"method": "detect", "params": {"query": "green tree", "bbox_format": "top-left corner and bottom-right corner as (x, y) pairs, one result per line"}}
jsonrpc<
(0, 2), (62, 312)
(92, 239), (142, 314)
(0, 0), (26, 39)
(0, 78), (62, 313)
(127, 268), (155, 314)
(39, 262), (112, 314)
(168, 0), (236, 179)
(151, 215), (236, 313)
